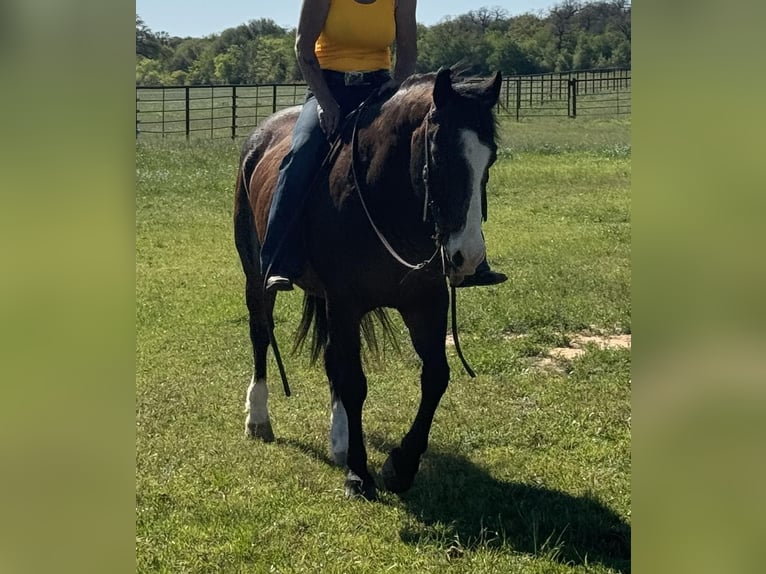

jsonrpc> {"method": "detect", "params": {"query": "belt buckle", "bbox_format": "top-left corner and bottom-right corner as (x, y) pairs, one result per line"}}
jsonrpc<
(344, 71), (365, 86)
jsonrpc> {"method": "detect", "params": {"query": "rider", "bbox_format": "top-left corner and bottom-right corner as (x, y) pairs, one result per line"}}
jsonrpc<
(262, 0), (506, 293)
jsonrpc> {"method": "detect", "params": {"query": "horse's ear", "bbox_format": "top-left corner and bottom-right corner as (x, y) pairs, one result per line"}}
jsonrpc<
(432, 67), (454, 109)
(481, 71), (503, 107)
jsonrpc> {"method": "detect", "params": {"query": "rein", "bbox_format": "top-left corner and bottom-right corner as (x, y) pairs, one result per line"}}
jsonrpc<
(350, 97), (476, 379)
(350, 103), (441, 271)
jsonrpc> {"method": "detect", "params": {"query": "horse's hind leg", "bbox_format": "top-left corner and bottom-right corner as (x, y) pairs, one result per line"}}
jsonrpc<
(382, 292), (450, 493)
(235, 175), (275, 442)
(243, 278), (276, 442)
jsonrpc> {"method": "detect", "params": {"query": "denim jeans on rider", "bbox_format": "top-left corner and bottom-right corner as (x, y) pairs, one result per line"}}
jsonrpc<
(260, 73), (389, 282)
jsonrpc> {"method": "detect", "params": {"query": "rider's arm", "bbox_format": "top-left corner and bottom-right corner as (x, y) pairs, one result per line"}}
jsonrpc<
(295, 0), (336, 111)
(393, 0), (417, 83)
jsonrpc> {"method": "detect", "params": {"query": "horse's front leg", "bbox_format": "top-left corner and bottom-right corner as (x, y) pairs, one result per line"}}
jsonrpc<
(324, 306), (375, 500)
(382, 292), (450, 493)
(329, 387), (349, 466)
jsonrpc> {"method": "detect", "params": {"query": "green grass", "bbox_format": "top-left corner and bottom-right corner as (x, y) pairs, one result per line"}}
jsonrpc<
(136, 117), (631, 573)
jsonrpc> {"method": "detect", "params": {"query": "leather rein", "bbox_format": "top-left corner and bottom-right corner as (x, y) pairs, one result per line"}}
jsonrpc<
(349, 98), (476, 378)
(350, 105), (441, 272)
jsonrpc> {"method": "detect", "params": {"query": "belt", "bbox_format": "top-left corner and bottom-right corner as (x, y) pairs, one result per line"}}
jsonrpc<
(323, 69), (390, 87)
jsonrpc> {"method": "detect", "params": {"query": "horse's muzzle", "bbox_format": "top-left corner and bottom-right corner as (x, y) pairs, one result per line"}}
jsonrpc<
(445, 246), (485, 285)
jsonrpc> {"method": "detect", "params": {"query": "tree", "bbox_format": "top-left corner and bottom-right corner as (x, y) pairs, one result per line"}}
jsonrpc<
(136, 1), (630, 86)
(418, 17), (493, 75)
(548, 0), (581, 52)
(214, 45), (249, 84)
(486, 32), (537, 75)
(169, 38), (210, 73)
(248, 36), (301, 83)
(464, 7), (509, 31)
(611, 1), (631, 42)
(136, 14), (162, 59)
(573, 32), (598, 69)
(136, 56), (168, 85)
(187, 51), (216, 84)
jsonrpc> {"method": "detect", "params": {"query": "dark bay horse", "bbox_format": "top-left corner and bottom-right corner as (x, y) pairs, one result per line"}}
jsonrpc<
(234, 68), (502, 499)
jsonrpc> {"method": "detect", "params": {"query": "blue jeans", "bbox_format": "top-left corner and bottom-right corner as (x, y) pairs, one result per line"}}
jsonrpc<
(260, 71), (390, 280)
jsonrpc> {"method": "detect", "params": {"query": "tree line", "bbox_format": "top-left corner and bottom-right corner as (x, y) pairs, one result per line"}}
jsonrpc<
(136, 1), (630, 86)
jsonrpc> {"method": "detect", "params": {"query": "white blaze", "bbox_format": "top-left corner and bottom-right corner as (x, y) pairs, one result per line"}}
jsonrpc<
(445, 129), (490, 275)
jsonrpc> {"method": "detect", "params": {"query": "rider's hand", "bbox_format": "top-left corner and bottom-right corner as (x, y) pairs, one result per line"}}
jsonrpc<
(317, 99), (341, 137)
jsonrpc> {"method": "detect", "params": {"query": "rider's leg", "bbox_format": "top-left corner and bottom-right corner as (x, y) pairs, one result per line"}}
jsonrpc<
(261, 95), (328, 291)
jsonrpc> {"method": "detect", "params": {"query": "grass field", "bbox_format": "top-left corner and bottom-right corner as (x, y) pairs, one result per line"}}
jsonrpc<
(136, 116), (631, 573)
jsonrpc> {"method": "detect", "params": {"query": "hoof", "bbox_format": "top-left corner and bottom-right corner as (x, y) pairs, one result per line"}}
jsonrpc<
(246, 420), (275, 442)
(332, 450), (348, 467)
(381, 448), (417, 493)
(344, 471), (377, 501)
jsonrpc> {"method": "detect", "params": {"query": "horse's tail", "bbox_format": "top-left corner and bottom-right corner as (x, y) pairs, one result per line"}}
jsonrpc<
(293, 294), (328, 364)
(234, 139), (266, 276)
(293, 294), (400, 365)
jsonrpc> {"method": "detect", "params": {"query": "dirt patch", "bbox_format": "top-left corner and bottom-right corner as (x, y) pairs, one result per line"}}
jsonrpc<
(549, 333), (631, 361)
(531, 356), (566, 373)
(447, 332), (630, 371)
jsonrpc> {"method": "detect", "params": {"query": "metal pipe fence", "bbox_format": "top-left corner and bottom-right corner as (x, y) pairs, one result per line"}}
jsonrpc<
(136, 67), (630, 140)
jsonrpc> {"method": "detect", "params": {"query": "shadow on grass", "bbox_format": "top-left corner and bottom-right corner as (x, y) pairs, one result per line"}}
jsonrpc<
(275, 437), (335, 467)
(371, 438), (630, 573)
(275, 433), (630, 572)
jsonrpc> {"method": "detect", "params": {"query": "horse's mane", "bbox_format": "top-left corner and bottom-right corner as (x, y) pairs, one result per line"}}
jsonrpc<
(374, 68), (501, 142)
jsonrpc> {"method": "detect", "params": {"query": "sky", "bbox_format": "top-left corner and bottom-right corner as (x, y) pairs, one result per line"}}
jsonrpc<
(136, 0), (562, 38)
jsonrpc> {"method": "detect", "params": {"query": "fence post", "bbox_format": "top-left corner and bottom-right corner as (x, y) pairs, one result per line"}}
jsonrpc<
(617, 80), (621, 115)
(185, 86), (190, 140)
(515, 79), (521, 121)
(528, 76), (532, 107)
(272, 84), (277, 114)
(571, 79), (577, 118)
(231, 86), (237, 140)
(567, 79), (576, 118)
(161, 88), (165, 137)
(135, 90), (140, 139)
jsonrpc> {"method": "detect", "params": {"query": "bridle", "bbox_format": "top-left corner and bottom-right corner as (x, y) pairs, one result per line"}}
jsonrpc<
(350, 102), (444, 273)
(350, 97), (476, 378)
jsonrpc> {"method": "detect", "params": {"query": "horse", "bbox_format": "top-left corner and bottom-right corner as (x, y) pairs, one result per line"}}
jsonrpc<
(234, 68), (502, 499)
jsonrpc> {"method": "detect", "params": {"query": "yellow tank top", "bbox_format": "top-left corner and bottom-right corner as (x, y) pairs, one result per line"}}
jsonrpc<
(315, 0), (395, 72)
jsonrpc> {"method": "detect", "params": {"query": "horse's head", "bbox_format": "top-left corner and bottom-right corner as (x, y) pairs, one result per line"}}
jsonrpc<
(421, 68), (502, 285)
